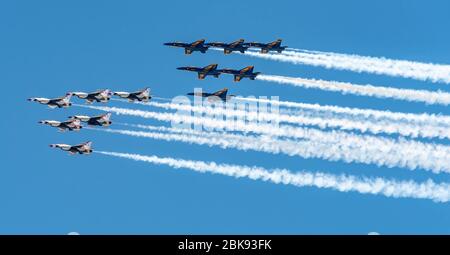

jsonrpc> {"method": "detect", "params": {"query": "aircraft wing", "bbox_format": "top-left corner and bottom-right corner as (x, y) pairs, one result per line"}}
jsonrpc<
(230, 39), (245, 47)
(191, 39), (205, 47)
(69, 115), (91, 122)
(89, 114), (104, 121)
(204, 64), (218, 71)
(73, 141), (91, 149)
(269, 39), (282, 47)
(96, 113), (112, 121)
(132, 88), (150, 98)
(72, 92), (89, 99)
(89, 90), (104, 97)
(113, 92), (130, 98)
(54, 93), (72, 105)
(64, 119), (80, 128)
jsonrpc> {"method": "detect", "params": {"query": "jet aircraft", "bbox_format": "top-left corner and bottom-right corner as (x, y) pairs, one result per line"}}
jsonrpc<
(206, 39), (249, 54)
(164, 39), (209, 54)
(219, 66), (261, 82)
(69, 113), (112, 127)
(247, 39), (287, 53)
(72, 89), (112, 104)
(177, 64), (222, 80)
(49, 141), (93, 155)
(187, 88), (235, 102)
(28, 93), (72, 108)
(39, 118), (82, 132)
(114, 88), (151, 102)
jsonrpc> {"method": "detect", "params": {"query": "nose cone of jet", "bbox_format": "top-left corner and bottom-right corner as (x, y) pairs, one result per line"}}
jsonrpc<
(176, 67), (186, 70)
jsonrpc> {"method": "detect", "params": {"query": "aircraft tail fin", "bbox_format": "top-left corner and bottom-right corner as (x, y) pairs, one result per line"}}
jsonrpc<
(104, 113), (112, 121)
(240, 66), (254, 73)
(213, 88), (228, 99)
(64, 93), (72, 102)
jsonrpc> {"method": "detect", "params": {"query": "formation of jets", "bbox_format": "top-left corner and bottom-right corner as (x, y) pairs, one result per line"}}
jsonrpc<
(177, 64), (260, 82)
(29, 38), (287, 155)
(164, 39), (287, 54)
(28, 88), (151, 109)
(28, 88), (150, 154)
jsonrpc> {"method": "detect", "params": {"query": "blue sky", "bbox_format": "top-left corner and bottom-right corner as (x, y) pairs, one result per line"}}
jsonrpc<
(1, 0), (450, 234)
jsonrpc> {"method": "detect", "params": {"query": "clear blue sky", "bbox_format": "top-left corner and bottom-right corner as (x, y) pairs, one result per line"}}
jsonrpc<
(1, 0), (450, 234)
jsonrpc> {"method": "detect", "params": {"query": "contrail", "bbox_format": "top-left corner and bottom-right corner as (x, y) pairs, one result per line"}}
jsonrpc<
(95, 150), (450, 203)
(88, 124), (450, 174)
(135, 100), (450, 139)
(76, 104), (450, 174)
(242, 49), (450, 84)
(114, 88), (450, 127)
(77, 103), (450, 149)
(257, 74), (450, 105)
(236, 97), (450, 126)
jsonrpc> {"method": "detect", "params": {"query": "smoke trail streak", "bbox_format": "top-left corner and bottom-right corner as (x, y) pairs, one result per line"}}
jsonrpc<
(242, 49), (450, 84)
(113, 88), (450, 127)
(87, 121), (450, 174)
(235, 97), (450, 126)
(151, 96), (173, 101)
(76, 104), (450, 174)
(257, 74), (450, 105)
(95, 150), (450, 203)
(134, 100), (450, 139)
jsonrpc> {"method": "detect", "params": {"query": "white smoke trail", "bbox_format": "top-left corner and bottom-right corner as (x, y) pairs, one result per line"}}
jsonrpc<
(242, 50), (450, 84)
(88, 122), (450, 174)
(236, 97), (450, 126)
(136, 100), (450, 139)
(95, 150), (450, 203)
(257, 74), (450, 105)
